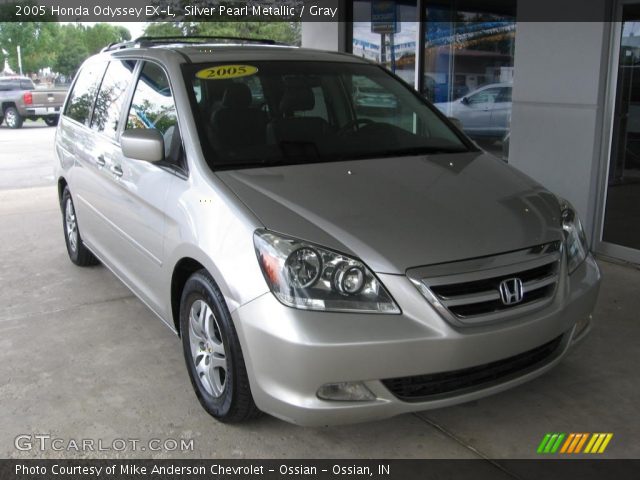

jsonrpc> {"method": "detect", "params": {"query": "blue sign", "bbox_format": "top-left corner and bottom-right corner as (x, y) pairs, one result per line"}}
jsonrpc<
(371, 0), (398, 34)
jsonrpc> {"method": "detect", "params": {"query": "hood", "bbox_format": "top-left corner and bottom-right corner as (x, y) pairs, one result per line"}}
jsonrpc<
(216, 152), (563, 274)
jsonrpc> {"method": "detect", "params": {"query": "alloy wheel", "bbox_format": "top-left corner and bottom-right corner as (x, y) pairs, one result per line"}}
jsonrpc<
(65, 198), (78, 252)
(188, 299), (228, 397)
(5, 109), (16, 128)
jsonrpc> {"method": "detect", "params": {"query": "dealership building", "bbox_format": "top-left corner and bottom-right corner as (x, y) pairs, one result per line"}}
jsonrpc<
(302, 0), (640, 265)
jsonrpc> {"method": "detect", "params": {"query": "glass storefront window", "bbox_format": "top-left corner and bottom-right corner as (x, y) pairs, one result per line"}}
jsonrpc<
(352, 1), (418, 87)
(350, 1), (516, 160)
(423, 5), (516, 159)
(602, 8), (640, 253)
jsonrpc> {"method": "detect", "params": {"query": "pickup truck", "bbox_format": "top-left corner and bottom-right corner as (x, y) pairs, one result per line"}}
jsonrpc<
(0, 76), (67, 128)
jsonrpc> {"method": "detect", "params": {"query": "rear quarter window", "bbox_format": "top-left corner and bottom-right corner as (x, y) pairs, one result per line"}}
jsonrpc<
(20, 80), (35, 90)
(64, 61), (108, 126)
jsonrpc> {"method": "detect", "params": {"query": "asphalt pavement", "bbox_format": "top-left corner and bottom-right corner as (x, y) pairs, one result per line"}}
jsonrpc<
(0, 120), (56, 190)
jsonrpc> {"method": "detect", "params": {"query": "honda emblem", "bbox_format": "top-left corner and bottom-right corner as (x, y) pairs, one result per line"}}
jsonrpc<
(499, 278), (524, 305)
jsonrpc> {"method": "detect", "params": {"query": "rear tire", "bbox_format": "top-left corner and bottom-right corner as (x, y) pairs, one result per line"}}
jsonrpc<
(61, 187), (99, 266)
(4, 107), (23, 129)
(180, 270), (261, 423)
(44, 115), (59, 127)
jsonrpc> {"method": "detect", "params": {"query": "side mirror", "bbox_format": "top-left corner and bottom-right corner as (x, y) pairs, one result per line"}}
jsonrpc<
(460, 96), (469, 105)
(121, 129), (164, 163)
(448, 117), (463, 130)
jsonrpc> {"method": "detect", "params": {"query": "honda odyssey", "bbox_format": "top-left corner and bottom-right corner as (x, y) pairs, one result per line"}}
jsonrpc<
(55, 37), (600, 426)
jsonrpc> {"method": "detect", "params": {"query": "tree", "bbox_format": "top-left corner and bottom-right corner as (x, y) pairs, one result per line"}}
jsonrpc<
(143, 22), (187, 37)
(53, 25), (89, 78)
(84, 23), (131, 54)
(0, 22), (59, 74)
(52, 24), (131, 79)
(143, 21), (301, 45)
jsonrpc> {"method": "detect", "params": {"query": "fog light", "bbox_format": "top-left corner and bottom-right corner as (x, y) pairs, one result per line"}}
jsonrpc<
(574, 315), (592, 339)
(317, 382), (376, 401)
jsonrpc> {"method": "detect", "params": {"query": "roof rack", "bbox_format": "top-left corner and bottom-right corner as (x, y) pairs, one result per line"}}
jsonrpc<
(102, 35), (282, 52)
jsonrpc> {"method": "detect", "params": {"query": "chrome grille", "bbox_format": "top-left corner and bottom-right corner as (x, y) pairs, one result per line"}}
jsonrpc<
(407, 242), (562, 326)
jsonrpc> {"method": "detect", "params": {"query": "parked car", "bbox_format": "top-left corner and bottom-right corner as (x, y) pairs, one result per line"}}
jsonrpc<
(0, 76), (67, 128)
(55, 38), (600, 426)
(434, 82), (512, 141)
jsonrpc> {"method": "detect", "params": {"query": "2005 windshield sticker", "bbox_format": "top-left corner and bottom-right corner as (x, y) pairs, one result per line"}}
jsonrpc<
(196, 65), (258, 80)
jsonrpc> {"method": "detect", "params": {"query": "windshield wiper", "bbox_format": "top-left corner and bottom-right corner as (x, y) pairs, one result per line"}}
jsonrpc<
(212, 145), (467, 170)
(336, 145), (468, 161)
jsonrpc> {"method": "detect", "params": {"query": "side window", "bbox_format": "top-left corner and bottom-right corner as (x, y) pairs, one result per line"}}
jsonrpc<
(467, 87), (501, 106)
(64, 61), (108, 126)
(0, 80), (19, 90)
(126, 62), (181, 166)
(497, 87), (512, 103)
(90, 60), (136, 140)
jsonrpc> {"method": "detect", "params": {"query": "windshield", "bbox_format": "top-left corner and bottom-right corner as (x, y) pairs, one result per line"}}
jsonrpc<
(183, 61), (470, 170)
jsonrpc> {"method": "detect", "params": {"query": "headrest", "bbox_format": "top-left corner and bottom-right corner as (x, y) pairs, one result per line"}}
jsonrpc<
(280, 81), (315, 114)
(222, 83), (252, 108)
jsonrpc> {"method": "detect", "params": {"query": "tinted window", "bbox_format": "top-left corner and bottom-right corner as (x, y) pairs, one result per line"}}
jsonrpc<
(294, 85), (328, 121)
(91, 60), (136, 140)
(20, 80), (35, 90)
(65, 61), (108, 125)
(0, 80), (19, 91)
(126, 62), (181, 165)
(184, 61), (468, 170)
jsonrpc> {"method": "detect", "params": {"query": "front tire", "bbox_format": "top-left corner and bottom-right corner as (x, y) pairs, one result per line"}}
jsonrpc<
(44, 115), (59, 127)
(4, 107), (23, 129)
(61, 187), (99, 266)
(180, 270), (261, 423)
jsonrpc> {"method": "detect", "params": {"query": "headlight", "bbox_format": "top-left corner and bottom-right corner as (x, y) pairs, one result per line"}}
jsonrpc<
(254, 230), (400, 313)
(559, 199), (589, 274)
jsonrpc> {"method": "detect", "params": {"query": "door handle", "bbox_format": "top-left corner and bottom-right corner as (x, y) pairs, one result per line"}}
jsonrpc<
(110, 164), (123, 177)
(96, 155), (106, 167)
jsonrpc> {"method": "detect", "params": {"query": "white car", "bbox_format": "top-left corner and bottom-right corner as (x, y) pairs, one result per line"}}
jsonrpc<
(435, 83), (512, 141)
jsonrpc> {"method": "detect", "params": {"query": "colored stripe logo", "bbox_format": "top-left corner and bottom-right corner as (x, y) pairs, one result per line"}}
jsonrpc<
(537, 433), (613, 454)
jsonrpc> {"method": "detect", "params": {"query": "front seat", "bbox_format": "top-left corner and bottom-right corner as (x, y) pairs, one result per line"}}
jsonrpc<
(267, 82), (331, 148)
(210, 83), (266, 150)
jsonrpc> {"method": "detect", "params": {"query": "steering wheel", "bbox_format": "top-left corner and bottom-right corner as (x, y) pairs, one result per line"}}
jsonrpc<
(337, 118), (375, 135)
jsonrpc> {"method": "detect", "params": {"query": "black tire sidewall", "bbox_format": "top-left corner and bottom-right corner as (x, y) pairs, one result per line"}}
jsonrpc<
(180, 272), (237, 419)
(45, 116), (59, 126)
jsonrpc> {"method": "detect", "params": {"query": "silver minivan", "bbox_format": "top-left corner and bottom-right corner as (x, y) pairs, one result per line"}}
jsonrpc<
(55, 37), (600, 426)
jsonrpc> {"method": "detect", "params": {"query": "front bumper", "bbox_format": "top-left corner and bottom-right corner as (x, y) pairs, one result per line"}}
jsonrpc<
(232, 254), (600, 426)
